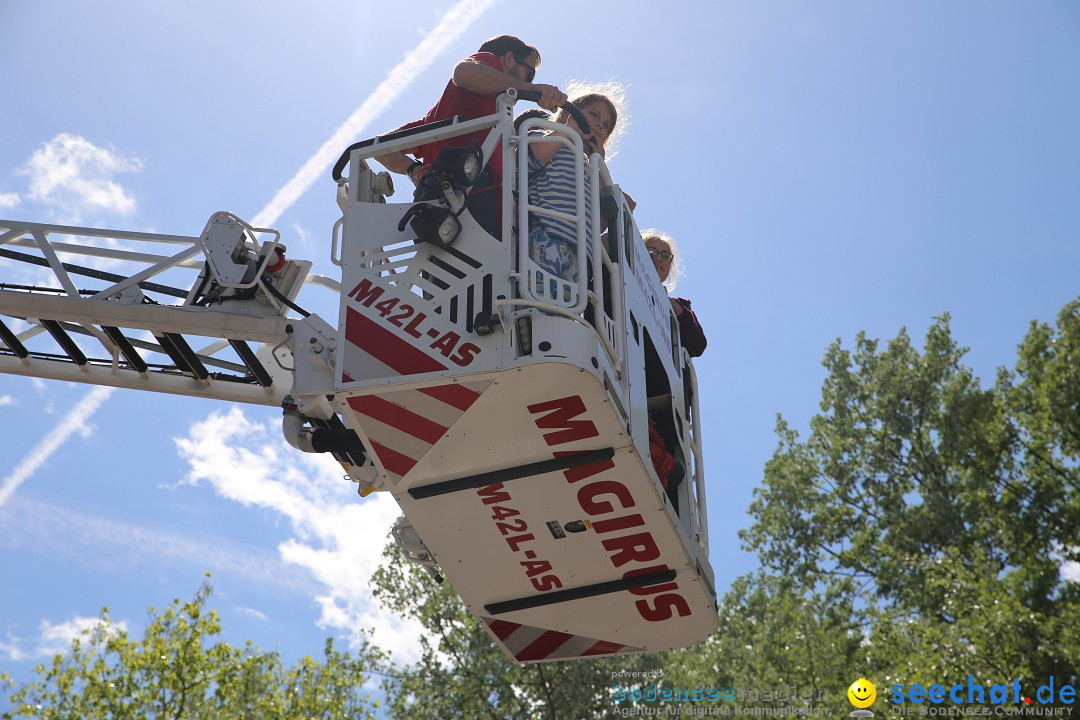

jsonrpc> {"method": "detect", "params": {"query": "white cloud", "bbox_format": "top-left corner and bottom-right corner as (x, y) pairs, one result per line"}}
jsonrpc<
(239, 607), (269, 622)
(20, 133), (142, 219)
(39, 616), (128, 657)
(0, 192), (19, 210)
(0, 636), (27, 662)
(174, 407), (425, 663)
(290, 222), (312, 247)
(0, 615), (128, 662)
(1063, 561), (1080, 583)
(0, 395), (16, 407)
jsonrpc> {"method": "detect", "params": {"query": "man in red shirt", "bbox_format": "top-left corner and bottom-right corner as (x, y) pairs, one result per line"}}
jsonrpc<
(377, 35), (566, 236)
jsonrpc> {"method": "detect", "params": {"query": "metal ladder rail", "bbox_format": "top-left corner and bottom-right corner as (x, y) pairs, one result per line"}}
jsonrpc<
(0, 219), (292, 404)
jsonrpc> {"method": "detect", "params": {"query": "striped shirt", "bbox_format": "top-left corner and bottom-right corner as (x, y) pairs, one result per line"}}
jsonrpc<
(527, 133), (593, 246)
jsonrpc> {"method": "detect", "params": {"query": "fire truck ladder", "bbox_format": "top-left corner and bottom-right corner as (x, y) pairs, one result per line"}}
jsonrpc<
(0, 213), (315, 407)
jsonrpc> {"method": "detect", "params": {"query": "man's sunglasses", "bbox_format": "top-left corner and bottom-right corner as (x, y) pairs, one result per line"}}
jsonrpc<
(513, 53), (536, 83)
(648, 247), (674, 263)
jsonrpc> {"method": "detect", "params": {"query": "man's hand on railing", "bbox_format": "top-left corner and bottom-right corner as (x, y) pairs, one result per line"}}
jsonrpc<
(530, 83), (568, 112)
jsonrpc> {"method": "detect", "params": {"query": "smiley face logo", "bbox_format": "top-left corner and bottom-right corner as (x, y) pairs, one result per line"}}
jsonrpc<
(848, 678), (876, 708)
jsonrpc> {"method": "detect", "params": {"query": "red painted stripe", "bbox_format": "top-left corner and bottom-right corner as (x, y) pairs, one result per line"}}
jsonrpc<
(348, 395), (448, 445)
(417, 383), (483, 412)
(486, 619), (520, 642)
(368, 440), (418, 477)
(515, 630), (573, 662)
(346, 307), (446, 376)
(582, 640), (626, 656)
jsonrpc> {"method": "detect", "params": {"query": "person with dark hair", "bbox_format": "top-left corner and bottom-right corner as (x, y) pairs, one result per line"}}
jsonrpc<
(375, 35), (566, 236)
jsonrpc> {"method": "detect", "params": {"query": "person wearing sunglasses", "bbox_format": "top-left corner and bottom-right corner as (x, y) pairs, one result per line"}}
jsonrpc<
(374, 35), (566, 237)
(644, 230), (707, 357)
(642, 229), (706, 514)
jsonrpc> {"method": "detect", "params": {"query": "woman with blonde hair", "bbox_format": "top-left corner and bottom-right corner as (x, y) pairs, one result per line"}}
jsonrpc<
(642, 229), (707, 357)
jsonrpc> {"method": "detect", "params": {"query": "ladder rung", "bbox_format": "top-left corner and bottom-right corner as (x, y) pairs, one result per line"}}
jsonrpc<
(41, 319), (88, 365)
(102, 326), (148, 373)
(155, 332), (208, 379)
(0, 317), (29, 358)
(228, 339), (273, 388)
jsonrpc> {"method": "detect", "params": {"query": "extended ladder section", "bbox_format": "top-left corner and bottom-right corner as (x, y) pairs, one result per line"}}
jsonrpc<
(0, 213), (311, 406)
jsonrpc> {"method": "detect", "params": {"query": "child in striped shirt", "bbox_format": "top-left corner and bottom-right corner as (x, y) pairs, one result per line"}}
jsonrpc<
(525, 89), (621, 287)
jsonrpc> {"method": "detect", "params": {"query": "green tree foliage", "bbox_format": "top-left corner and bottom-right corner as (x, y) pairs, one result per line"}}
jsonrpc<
(739, 301), (1080, 687)
(644, 573), (862, 714)
(0, 576), (383, 720)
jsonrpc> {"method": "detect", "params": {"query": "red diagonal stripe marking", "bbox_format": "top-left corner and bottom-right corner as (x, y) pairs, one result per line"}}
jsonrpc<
(418, 383), (483, 412)
(348, 395), (449, 445)
(515, 630), (573, 662)
(346, 307), (447, 376)
(368, 440), (418, 477)
(582, 640), (626, 656)
(486, 619), (521, 642)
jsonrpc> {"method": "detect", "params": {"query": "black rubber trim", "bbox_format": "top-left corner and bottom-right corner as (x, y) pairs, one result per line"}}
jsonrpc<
(485, 569), (678, 615)
(514, 91), (590, 130)
(331, 116), (462, 183)
(408, 448), (615, 500)
(0, 247), (188, 298)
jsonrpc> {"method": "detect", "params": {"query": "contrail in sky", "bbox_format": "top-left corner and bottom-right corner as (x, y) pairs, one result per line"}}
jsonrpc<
(0, 386), (113, 509)
(253, 0), (498, 228)
(1, 0), (496, 507)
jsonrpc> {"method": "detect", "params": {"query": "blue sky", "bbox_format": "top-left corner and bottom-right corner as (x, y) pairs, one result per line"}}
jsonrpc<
(1, 0), (1078, 688)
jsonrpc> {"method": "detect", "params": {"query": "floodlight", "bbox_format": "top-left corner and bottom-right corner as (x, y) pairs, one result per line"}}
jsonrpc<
(429, 140), (483, 188)
(398, 203), (462, 249)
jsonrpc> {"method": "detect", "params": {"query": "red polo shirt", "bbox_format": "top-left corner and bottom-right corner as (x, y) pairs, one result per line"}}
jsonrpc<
(398, 52), (509, 181)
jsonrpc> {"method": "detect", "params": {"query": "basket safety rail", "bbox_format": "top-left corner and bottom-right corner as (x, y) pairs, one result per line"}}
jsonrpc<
(512, 119), (626, 372)
(515, 117), (590, 315)
(685, 355), (709, 552)
(335, 90), (626, 368)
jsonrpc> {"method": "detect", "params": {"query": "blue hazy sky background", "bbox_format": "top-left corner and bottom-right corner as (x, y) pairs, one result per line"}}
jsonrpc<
(2, 0), (1078, 688)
